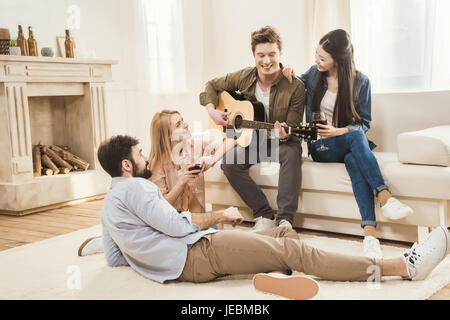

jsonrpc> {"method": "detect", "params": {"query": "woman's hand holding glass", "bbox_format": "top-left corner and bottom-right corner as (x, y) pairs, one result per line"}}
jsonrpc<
(180, 152), (203, 194)
(180, 166), (201, 185)
(315, 123), (349, 138)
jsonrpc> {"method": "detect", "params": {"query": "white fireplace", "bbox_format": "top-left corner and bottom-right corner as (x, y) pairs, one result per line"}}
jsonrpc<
(0, 56), (116, 215)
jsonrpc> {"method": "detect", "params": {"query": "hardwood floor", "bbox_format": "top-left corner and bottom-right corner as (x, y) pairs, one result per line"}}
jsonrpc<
(0, 200), (102, 251)
(0, 199), (448, 300)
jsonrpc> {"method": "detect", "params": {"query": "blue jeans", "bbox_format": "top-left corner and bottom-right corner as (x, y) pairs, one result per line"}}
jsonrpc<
(310, 130), (389, 228)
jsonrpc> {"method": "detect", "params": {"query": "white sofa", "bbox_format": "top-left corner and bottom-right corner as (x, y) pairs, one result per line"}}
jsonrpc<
(204, 91), (450, 243)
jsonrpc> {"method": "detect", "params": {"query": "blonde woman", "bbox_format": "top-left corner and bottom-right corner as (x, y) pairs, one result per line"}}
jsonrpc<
(78, 109), (235, 256)
(149, 109), (232, 213)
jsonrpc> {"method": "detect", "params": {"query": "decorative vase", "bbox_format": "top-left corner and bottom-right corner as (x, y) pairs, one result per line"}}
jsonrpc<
(9, 46), (21, 56)
(41, 47), (54, 57)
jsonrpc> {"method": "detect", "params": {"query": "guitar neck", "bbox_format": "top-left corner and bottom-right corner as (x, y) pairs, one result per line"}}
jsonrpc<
(237, 119), (317, 140)
(240, 119), (289, 132)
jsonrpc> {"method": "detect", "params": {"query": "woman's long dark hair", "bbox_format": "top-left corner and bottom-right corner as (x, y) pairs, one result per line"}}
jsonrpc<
(312, 29), (361, 127)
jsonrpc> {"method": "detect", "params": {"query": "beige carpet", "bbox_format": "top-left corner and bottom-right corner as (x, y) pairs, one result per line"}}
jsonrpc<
(0, 224), (449, 300)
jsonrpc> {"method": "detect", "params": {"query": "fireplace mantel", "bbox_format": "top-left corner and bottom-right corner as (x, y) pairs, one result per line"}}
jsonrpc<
(0, 55), (116, 83)
(0, 56), (117, 215)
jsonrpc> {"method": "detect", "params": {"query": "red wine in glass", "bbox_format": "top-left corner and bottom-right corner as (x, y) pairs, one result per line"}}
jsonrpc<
(180, 151), (202, 193)
(188, 164), (202, 174)
(311, 111), (329, 151)
(312, 120), (327, 127)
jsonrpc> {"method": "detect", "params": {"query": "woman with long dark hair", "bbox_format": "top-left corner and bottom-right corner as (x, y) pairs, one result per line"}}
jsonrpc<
(284, 29), (412, 258)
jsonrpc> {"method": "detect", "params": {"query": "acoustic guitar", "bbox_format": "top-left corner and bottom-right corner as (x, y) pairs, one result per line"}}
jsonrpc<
(208, 91), (317, 148)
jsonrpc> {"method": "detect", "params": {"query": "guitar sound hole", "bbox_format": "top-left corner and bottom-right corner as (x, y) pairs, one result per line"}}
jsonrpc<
(234, 115), (243, 129)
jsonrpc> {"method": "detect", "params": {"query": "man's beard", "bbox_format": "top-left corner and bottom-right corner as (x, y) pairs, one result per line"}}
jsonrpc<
(131, 160), (152, 179)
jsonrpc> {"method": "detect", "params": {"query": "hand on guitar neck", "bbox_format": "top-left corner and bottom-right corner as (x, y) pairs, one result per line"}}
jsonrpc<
(274, 121), (290, 140)
(206, 103), (230, 126)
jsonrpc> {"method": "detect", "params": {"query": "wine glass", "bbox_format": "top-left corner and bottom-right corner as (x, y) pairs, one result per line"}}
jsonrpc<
(180, 150), (203, 194)
(312, 111), (329, 151)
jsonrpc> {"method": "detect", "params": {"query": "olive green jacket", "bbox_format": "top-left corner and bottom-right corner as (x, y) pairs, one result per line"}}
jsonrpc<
(199, 65), (305, 130)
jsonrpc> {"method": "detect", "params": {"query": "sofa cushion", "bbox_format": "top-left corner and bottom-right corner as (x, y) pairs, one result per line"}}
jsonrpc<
(397, 126), (450, 167)
(205, 152), (450, 200)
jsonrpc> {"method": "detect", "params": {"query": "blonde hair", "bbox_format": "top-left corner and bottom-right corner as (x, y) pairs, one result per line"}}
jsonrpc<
(148, 109), (180, 172)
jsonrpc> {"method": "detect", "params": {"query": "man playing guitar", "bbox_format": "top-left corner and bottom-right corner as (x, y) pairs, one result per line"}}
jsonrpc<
(199, 25), (306, 231)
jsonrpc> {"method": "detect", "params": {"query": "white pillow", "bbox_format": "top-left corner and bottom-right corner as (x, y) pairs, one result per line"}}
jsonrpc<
(397, 126), (450, 167)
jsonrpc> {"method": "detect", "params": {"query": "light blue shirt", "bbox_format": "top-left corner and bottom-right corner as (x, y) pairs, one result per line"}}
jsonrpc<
(101, 177), (218, 283)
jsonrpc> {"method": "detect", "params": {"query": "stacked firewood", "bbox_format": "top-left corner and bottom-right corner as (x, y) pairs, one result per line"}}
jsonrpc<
(32, 144), (90, 177)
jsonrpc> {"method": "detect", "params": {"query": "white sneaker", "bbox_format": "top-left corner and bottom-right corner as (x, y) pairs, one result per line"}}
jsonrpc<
(253, 273), (319, 300)
(363, 236), (383, 259)
(252, 216), (276, 232)
(78, 236), (104, 256)
(402, 226), (449, 281)
(381, 197), (413, 220)
(277, 219), (293, 229)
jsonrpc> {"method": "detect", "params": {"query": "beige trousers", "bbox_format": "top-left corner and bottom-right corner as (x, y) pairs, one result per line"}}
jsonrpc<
(178, 226), (382, 283)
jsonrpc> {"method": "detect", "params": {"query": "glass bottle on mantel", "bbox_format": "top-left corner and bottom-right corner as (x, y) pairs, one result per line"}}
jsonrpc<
(27, 26), (38, 56)
(17, 25), (28, 56)
(64, 29), (74, 58)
